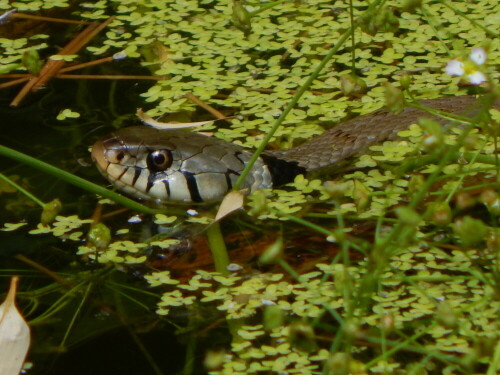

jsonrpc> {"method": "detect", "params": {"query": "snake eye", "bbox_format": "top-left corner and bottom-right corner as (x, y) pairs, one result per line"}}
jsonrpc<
(147, 150), (172, 172)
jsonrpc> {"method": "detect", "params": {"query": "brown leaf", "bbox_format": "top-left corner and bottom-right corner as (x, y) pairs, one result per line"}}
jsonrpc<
(0, 277), (30, 375)
(136, 108), (217, 130)
(214, 190), (245, 222)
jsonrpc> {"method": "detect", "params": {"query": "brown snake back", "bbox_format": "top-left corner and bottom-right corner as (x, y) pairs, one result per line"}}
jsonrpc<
(270, 96), (498, 171)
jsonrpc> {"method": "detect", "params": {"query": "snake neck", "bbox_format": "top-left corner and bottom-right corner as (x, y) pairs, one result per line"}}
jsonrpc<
(260, 153), (307, 186)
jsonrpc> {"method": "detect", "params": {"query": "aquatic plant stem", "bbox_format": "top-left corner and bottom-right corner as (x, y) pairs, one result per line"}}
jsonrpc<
(249, 0), (288, 16)
(441, 1), (498, 38)
(0, 145), (160, 214)
(206, 221), (230, 275)
(0, 172), (45, 207)
(205, 222), (245, 345)
(233, 0), (385, 191)
(487, 339), (500, 375)
(60, 282), (92, 348)
(349, 0), (356, 73)
(182, 331), (197, 375)
(355, 105), (495, 311)
(363, 322), (460, 367)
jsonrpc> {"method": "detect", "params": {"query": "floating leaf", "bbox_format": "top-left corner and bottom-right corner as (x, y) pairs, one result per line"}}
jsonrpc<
(215, 190), (245, 222)
(49, 54), (78, 61)
(136, 108), (217, 130)
(56, 109), (80, 121)
(1, 223), (27, 232)
(153, 214), (177, 225)
(0, 277), (30, 375)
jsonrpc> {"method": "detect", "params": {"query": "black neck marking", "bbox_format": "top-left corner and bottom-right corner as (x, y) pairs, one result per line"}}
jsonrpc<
(181, 171), (203, 203)
(260, 154), (307, 186)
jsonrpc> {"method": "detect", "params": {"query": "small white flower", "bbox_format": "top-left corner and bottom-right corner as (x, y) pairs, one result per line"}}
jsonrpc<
(467, 71), (486, 85)
(445, 59), (464, 76)
(445, 48), (487, 86)
(469, 47), (486, 65)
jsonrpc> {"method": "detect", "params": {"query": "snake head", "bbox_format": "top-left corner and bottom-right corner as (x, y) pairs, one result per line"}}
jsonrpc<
(91, 126), (272, 204)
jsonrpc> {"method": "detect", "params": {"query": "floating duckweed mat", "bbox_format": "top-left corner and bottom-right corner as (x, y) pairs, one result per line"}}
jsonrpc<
(1, 0), (499, 374)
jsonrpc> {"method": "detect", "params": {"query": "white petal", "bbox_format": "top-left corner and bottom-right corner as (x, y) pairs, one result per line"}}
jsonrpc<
(469, 48), (486, 65)
(467, 71), (486, 85)
(445, 59), (464, 76)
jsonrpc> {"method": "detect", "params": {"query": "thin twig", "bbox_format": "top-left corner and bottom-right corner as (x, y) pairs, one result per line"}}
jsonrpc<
(9, 12), (93, 25)
(56, 74), (166, 80)
(10, 21), (100, 106)
(0, 74), (34, 78)
(0, 77), (30, 89)
(34, 17), (115, 89)
(59, 56), (115, 73)
(185, 92), (227, 119)
(15, 254), (74, 289)
(10, 17), (115, 106)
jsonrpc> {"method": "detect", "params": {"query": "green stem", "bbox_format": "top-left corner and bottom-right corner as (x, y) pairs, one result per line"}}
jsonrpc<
(363, 323), (459, 367)
(444, 141), (487, 204)
(233, 0), (385, 190)
(441, 1), (498, 38)
(60, 282), (92, 347)
(182, 331), (197, 375)
(275, 209), (365, 252)
(349, 0), (356, 73)
(0, 172), (45, 207)
(355, 102), (495, 311)
(487, 339), (500, 375)
(0, 144), (160, 214)
(206, 221), (230, 275)
(249, 0), (288, 16)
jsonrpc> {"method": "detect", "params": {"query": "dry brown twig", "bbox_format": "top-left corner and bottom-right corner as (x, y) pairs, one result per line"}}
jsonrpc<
(10, 17), (115, 106)
(0, 13), (165, 106)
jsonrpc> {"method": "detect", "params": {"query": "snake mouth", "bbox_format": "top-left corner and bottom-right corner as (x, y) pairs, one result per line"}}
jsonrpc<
(91, 140), (108, 174)
(91, 139), (155, 201)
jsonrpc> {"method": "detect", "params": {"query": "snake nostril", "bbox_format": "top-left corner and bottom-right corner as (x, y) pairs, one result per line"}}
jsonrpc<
(106, 149), (128, 164)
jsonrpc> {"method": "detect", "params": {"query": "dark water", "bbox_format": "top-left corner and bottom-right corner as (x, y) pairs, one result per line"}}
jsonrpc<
(0, 54), (202, 374)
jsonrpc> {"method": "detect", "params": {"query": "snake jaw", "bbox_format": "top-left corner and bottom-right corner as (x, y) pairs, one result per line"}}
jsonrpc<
(91, 139), (156, 202)
(91, 140), (108, 175)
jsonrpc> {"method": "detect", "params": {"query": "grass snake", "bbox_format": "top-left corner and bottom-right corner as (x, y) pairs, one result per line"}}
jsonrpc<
(91, 96), (498, 204)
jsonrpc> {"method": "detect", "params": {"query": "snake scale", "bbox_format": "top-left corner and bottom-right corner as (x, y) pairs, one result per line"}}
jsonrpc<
(91, 96), (498, 204)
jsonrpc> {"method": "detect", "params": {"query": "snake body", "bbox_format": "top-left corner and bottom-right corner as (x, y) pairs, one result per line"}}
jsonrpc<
(91, 96), (496, 204)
